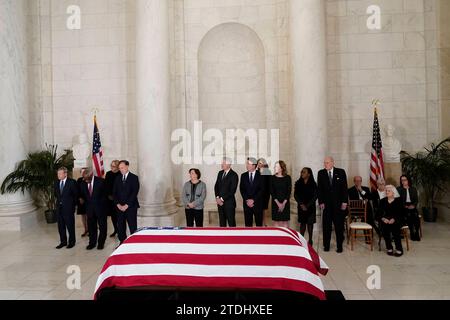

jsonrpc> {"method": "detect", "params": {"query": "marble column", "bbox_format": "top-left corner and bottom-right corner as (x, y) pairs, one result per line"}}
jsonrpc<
(290, 0), (328, 177)
(0, 0), (36, 230)
(135, 0), (178, 225)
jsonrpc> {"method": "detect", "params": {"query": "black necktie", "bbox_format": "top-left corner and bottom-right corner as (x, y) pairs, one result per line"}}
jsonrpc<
(222, 171), (227, 180)
(328, 171), (333, 186)
(60, 180), (65, 193)
(122, 175), (126, 183)
(250, 172), (253, 184)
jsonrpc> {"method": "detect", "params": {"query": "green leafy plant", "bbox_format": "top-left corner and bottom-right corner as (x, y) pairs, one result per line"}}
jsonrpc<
(0, 144), (74, 212)
(400, 137), (450, 218)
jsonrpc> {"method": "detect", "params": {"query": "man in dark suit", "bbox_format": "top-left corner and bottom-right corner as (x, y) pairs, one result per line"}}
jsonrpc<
(105, 160), (121, 237)
(348, 176), (374, 225)
(239, 157), (264, 227)
(80, 168), (108, 250)
(113, 160), (140, 244)
(348, 176), (371, 202)
(317, 157), (349, 253)
(214, 157), (239, 227)
(55, 167), (78, 249)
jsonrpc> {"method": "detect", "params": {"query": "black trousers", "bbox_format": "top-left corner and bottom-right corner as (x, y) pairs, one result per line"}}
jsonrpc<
(117, 208), (138, 243)
(218, 204), (236, 227)
(185, 209), (204, 227)
(243, 205), (263, 227)
(57, 208), (76, 246)
(322, 207), (345, 250)
(405, 209), (421, 239)
(107, 200), (118, 233)
(381, 222), (403, 252)
(88, 211), (108, 246)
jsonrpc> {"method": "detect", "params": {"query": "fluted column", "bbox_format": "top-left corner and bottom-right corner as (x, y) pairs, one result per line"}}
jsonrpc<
(135, 0), (177, 224)
(0, 0), (36, 230)
(290, 0), (328, 177)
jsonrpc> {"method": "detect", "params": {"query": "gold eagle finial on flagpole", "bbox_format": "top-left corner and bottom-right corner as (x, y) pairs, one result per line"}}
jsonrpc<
(372, 99), (380, 113)
(92, 107), (100, 120)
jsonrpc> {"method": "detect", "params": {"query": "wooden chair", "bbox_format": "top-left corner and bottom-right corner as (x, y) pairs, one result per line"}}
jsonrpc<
(378, 224), (410, 252)
(347, 200), (373, 251)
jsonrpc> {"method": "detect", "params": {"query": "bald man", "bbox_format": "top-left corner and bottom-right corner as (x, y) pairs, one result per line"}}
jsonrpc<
(317, 157), (349, 253)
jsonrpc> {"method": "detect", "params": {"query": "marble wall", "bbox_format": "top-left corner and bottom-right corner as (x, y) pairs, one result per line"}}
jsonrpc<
(325, 0), (441, 185)
(21, 0), (449, 203)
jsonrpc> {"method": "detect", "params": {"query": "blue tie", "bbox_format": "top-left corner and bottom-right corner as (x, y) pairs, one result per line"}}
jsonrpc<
(60, 180), (65, 193)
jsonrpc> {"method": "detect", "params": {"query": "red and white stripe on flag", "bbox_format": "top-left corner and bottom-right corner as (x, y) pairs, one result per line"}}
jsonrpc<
(370, 108), (385, 191)
(93, 227), (329, 300)
(92, 115), (105, 177)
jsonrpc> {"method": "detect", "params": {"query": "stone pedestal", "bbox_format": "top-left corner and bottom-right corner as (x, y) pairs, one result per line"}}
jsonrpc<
(384, 162), (402, 186)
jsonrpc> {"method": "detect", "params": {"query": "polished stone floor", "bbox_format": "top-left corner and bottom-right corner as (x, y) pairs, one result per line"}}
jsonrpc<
(0, 209), (449, 300)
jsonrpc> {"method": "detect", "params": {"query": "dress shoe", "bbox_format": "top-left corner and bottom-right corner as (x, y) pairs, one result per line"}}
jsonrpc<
(336, 248), (343, 253)
(394, 251), (403, 257)
(97, 244), (104, 250)
(110, 232), (117, 238)
(81, 232), (89, 237)
(86, 244), (96, 250)
(67, 243), (75, 249)
(323, 247), (330, 252)
(56, 243), (67, 249)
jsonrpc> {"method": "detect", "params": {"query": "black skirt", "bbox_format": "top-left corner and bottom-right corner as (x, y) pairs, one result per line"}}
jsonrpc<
(297, 206), (316, 224)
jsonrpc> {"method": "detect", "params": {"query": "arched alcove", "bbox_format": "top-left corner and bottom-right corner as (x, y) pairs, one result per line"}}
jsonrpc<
(197, 23), (267, 208)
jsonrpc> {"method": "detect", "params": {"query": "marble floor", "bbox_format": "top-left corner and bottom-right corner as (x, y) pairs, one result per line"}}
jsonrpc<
(0, 209), (450, 300)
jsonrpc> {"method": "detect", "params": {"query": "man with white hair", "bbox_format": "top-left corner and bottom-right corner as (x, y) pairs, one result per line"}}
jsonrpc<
(317, 157), (349, 253)
(214, 157), (239, 227)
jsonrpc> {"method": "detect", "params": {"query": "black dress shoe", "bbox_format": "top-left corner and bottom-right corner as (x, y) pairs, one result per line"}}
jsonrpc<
(86, 244), (96, 250)
(67, 244), (75, 249)
(56, 244), (67, 249)
(110, 232), (117, 238)
(81, 232), (89, 237)
(323, 247), (330, 252)
(336, 248), (343, 253)
(97, 244), (104, 250)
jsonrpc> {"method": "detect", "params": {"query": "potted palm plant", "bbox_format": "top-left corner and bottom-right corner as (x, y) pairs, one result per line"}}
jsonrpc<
(400, 137), (450, 222)
(0, 144), (74, 224)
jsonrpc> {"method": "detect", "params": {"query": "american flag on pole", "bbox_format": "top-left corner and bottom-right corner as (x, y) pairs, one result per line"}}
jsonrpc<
(92, 115), (105, 177)
(94, 227), (329, 300)
(370, 107), (385, 191)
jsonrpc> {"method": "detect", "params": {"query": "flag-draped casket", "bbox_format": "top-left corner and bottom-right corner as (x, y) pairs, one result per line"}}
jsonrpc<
(94, 227), (329, 300)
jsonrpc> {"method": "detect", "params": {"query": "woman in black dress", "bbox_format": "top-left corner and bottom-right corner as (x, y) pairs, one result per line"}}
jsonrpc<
(294, 167), (317, 245)
(379, 185), (404, 257)
(257, 158), (272, 227)
(270, 161), (291, 228)
(76, 168), (88, 237)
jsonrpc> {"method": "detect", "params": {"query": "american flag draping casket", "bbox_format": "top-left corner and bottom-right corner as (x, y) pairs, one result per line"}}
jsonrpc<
(94, 227), (329, 300)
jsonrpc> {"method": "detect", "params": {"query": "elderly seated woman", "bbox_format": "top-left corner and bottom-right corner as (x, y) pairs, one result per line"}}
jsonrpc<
(379, 185), (404, 257)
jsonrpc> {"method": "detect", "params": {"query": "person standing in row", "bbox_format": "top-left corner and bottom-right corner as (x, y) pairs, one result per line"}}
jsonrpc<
(113, 160), (140, 245)
(317, 157), (348, 253)
(240, 157), (264, 227)
(76, 168), (89, 238)
(294, 167), (317, 245)
(182, 168), (207, 227)
(257, 158), (272, 227)
(105, 160), (121, 237)
(214, 158), (239, 227)
(270, 161), (291, 228)
(55, 167), (78, 249)
(80, 168), (108, 250)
